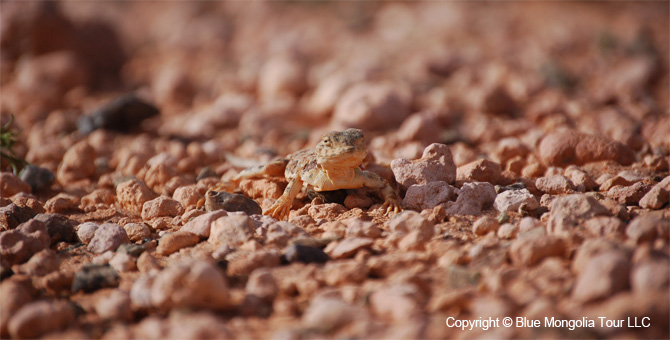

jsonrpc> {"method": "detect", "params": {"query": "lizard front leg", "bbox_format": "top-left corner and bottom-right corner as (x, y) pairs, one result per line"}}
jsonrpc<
(354, 169), (402, 215)
(266, 176), (303, 220)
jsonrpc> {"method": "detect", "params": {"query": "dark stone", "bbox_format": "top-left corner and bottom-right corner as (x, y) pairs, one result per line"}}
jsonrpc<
(71, 264), (119, 293)
(117, 243), (145, 257)
(282, 244), (330, 264)
(205, 191), (262, 216)
(19, 165), (55, 192)
(0, 204), (36, 230)
(196, 167), (218, 182)
(495, 182), (527, 194)
(33, 213), (76, 244)
(306, 189), (348, 205)
(77, 94), (159, 135)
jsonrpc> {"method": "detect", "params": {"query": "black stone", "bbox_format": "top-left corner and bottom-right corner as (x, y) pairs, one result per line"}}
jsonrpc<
(71, 264), (119, 293)
(19, 165), (55, 192)
(117, 243), (145, 257)
(33, 213), (76, 244)
(206, 191), (262, 216)
(0, 204), (35, 230)
(282, 244), (330, 264)
(77, 94), (159, 135)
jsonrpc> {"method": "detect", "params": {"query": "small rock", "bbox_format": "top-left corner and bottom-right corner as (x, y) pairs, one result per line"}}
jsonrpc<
(0, 220), (50, 265)
(141, 196), (184, 220)
(157, 231), (200, 256)
(456, 159), (502, 184)
(238, 178), (285, 200)
(116, 179), (158, 215)
(0, 172), (31, 197)
(77, 94), (159, 135)
(208, 214), (254, 248)
(639, 176), (670, 209)
(109, 252), (136, 273)
(56, 141), (96, 184)
(0, 278), (36, 336)
(546, 194), (609, 236)
(584, 216), (625, 237)
(626, 214), (666, 244)
(302, 296), (364, 332)
(227, 250), (281, 276)
(443, 182), (497, 215)
(181, 210), (228, 238)
(15, 249), (59, 276)
(402, 181), (454, 211)
(323, 260), (367, 285)
(258, 54), (307, 102)
(370, 284), (422, 322)
(117, 243), (146, 257)
(204, 190), (262, 215)
(308, 203), (347, 220)
(518, 216), (542, 232)
(8, 300), (75, 339)
(149, 260), (229, 310)
(246, 268), (278, 301)
(572, 250), (630, 302)
(282, 244), (330, 264)
(44, 193), (79, 213)
(33, 213), (76, 244)
(388, 211), (435, 250)
(472, 216), (500, 236)
(568, 169), (597, 192)
(509, 230), (566, 266)
(631, 260), (669, 293)
(72, 264), (119, 293)
(123, 223), (151, 242)
(497, 223), (518, 239)
(18, 165), (55, 192)
(344, 219), (381, 239)
(0, 204), (35, 230)
(327, 237), (373, 259)
(136, 252), (161, 273)
(332, 82), (412, 132)
(172, 185), (203, 209)
(535, 175), (575, 195)
(391, 143), (457, 190)
(607, 182), (652, 205)
(87, 223), (130, 253)
(80, 188), (115, 208)
(599, 175), (633, 192)
(95, 290), (132, 321)
(493, 189), (539, 213)
(76, 222), (99, 244)
(538, 130), (635, 167)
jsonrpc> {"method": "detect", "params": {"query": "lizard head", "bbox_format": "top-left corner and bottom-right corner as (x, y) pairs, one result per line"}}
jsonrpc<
(316, 128), (367, 169)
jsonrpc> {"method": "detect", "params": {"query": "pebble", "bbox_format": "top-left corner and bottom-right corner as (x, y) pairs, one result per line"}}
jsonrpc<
(44, 193), (79, 213)
(535, 175), (575, 194)
(0, 277), (35, 336)
(571, 250), (630, 302)
(115, 179), (158, 215)
(76, 222), (99, 244)
(493, 189), (539, 213)
(109, 252), (136, 272)
(95, 290), (133, 321)
(204, 190), (262, 215)
(0, 204), (35, 230)
(472, 216), (500, 236)
(282, 244), (330, 264)
(388, 211), (435, 250)
(607, 182), (652, 205)
(568, 169), (597, 192)
(538, 130), (635, 167)
(34, 213), (77, 244)
(599, 175), (633, 192)
(172, 185), (203, 209)
(141, 196), (184, 220)
(631, 260), (669, 293)
(14, 249), (59, 276)
(87, 223), (130, 253)
(226, 250), (281, 276)
(0, 172), (31, 197)
(80, 188), (115, 209)
(208, 214), (254, 248)
(370, 284), (421, 322)
(546, 194), (609, 236)
(157, 231), (200, 256)
(344, 219), (381, 239)
(639, 177), (670, 209)
(332, 82), (412, 131)
(18, 165), (55, 192)
(508, 230), (566, 266)
(0, 220), (50, 265)
(443, 182), (497, 215)
(56, 141), (96, 184)
(626, 214), (666, 244)
(71, 264), (119, 293)
(181, 210), (227, 238)
(77, 94), (159, 135)
(246, 268), (278, 301)
(117, 243), (146, 257)
(307, 203), (347, 220)
(302, 296), (363, 332)
(123, 223), (151, 242)
(402, 181), (454, 211)
(136, 252), (161, 273)
(323, 260), (368, 285)
(7, 300), (75, 339)
(238, 178), (285, 200)
(143, 162), (180, 195)
(327, 237), (374, 259)
(497, 223), (518, 239)
(456, 159), (502, 184)
(149, 260), (230, 310)
(258, 54), (307, 102)
(391, 143), (457, 190)
(396, 111), (443, 144)
(583, 216), (625, 237)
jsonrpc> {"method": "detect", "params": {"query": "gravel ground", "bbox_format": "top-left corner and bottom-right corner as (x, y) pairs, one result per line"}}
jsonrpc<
(0, 2), (669, 339)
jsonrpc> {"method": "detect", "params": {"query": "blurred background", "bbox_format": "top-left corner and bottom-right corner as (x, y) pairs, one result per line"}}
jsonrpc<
(1, 1), (668, 172)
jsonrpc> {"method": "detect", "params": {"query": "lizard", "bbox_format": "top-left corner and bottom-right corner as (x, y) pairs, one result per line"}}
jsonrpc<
(214, 128), (401, 220)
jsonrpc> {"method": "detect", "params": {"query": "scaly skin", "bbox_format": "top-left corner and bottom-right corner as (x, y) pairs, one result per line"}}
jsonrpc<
(231, 128), (401, 220)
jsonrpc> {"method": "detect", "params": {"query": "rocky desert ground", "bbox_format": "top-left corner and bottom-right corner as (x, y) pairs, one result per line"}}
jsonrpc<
(0, 1), (669, 339)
